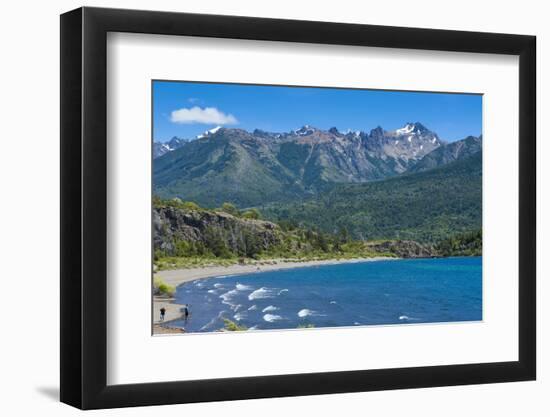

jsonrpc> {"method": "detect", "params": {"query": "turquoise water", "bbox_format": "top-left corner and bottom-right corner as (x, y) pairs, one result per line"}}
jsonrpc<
(172, 257), (482, 332)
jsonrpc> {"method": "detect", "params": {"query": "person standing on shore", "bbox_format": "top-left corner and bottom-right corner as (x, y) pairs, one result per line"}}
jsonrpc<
(183, 305), (189, 321)
(160, 307), (166, 321)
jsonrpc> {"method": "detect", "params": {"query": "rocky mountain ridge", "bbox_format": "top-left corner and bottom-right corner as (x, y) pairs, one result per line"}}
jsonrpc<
(409, 135), (482, 173)
(153, 122), (478, 208)
(153, 136), (187, 158)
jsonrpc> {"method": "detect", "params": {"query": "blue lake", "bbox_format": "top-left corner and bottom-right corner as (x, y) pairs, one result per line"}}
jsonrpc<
(172, 257), (482, 332)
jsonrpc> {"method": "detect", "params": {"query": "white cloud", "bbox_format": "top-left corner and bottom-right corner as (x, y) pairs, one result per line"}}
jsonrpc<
(170, 106), (238, 125)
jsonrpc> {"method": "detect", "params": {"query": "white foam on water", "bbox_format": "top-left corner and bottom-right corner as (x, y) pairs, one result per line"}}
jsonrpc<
(230, 304), (242, 312)
(233, 312), (247, 321)
(353, 322), (361, 325)
(248, 305), (258, 311)
(278, 289), (289, 295)
(298, 309), (325, 318)
(263, 314), (283, 322)
(200, 310), (226, 331)
(219, 289), (239, 302)
(399, 315), (420, 321)
(219, 289), (240, 309)
(236, 283), (253, 291)
(207, 289), (217, 294)
(213, 283), (224, 288)
(330, 301), (337, 304)
(248, 287), (276, 300)
(262, 305), (279, 313)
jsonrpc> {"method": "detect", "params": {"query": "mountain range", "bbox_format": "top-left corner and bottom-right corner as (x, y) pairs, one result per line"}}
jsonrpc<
(153, 126), (223, 158)
(153, 122), (481, 210)
(153, 136), (187, 159)
(408, 134), (482, 173)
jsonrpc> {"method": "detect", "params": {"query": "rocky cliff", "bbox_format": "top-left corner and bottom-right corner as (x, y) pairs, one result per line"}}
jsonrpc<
(153, 206), (281, 256)
(366, 240), (438, 258)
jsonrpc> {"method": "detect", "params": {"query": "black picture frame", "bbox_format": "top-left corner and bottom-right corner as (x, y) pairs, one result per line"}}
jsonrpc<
(60, 6), (536, 410)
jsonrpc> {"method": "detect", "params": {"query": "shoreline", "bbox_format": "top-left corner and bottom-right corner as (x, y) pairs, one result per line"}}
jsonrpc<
(152, 255), (480, 334)
(153, 256), (396, 334)
(156, 256), (397, 289)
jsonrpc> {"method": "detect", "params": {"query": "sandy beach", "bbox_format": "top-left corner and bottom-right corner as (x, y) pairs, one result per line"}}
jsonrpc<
(156, 256), (396, 288)
(153, 256), (395, 333)
(153, 297), (185, 322)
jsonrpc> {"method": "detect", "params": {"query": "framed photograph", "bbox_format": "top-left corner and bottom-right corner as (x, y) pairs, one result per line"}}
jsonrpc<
(60, 6), (536, 409)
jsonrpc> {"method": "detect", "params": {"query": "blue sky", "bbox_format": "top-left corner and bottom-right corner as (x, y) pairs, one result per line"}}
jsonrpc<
(153, 80), (482, 143)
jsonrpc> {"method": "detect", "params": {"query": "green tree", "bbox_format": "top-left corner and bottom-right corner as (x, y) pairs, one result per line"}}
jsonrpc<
(204, 226), (231, 258)
(338, 226), (350, 244)
(243, 229), (262, 258)
(316, 232), (329, 252)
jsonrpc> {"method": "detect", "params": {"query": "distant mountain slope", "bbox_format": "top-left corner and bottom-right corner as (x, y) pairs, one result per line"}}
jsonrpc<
(409, 135), (482, 173)
(153, 122), (448, 207)
(259, 150), (482, 243)
(153, 137), (187, 158)
(153, 129), (306, 208)
(153, 127), (227, 158)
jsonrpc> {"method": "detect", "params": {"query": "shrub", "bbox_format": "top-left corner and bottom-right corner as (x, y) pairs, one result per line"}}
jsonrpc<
(220, 202), (240, 216)
(153, 276), (176, 297)
(223, 318), (247, 331)
(153, 249), (166, 261)
(159, 197), (202, 211)
(241, 208), (261, 220)
(180, 201), (201, 211)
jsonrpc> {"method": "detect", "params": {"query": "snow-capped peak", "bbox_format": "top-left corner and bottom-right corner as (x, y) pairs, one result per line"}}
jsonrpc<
(343, 128), (361, 137)
(395, 122), (430, 136)
(395, 123), (415, 135)
(294, 125), (316, 136)
(196, 126), (222, 139)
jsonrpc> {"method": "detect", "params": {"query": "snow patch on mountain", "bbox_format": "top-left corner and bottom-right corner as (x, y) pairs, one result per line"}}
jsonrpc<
(294, 125), (316, 136)
(396, 123), (415, 134)
(197, 126), (223, 139)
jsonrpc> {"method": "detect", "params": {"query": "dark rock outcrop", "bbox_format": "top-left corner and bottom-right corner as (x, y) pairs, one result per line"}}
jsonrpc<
(154, 207), (280, 255)
(367, 240), (437, 258)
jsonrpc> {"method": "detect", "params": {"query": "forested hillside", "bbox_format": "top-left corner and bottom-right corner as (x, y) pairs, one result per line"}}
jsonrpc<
(152, 198), (442, 270)
(259, 151), (482, 243)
